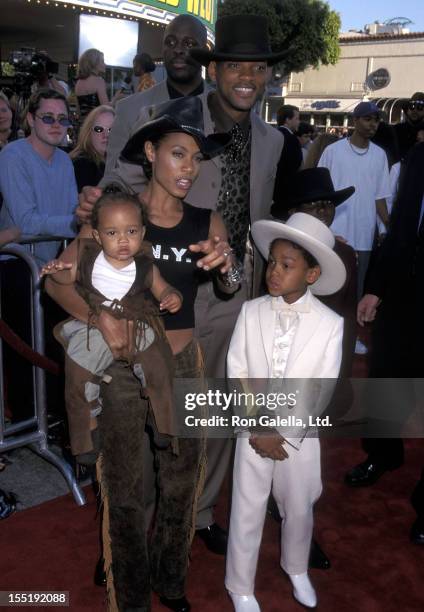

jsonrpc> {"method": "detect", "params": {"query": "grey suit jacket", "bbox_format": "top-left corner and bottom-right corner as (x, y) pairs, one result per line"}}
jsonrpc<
(102, 89), (284, 295)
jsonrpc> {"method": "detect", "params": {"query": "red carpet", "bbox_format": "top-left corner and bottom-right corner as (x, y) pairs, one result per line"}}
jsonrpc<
(2, 343), (424, 611)
(1, 437), (423, 612)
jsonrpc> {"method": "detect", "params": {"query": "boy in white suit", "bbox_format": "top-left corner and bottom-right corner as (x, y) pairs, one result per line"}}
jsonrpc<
(225, 213), (346, 611)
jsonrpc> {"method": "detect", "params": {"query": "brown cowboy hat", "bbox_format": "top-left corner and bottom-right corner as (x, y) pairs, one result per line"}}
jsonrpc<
(120, 97), (231, 165)
(190, 15), (291, 67)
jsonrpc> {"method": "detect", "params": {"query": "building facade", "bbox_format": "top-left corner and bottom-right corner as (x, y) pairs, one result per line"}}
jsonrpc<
(265, 24), (424, 130)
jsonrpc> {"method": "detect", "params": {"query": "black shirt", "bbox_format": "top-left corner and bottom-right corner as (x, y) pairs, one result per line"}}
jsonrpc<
(72, 155), (105, 192)
(77, 93), (100, 122)
(144, 202), (211, 330)
(393, 121), (424, 163)
(166, 80), (204, 100)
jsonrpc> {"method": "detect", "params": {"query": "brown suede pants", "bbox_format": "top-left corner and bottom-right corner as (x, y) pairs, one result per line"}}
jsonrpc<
(62, 325), (175, 457)
(98, 340), (205, 612)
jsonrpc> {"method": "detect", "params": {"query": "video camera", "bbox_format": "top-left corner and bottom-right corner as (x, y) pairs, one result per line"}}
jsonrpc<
(9, 48), (59, 97)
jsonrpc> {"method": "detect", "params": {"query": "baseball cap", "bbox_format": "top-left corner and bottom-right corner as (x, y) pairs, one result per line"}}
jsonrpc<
(352, 101), (382, 118)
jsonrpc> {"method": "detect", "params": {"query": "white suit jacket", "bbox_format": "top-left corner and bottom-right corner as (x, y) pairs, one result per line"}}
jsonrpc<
(227, 290), (344, 447)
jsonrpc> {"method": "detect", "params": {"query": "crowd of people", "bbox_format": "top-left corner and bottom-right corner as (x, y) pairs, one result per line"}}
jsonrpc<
(0, 11), (423, 612)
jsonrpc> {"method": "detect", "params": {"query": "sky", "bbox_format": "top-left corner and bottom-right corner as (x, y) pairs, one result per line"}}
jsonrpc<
(327, 0), (424, 33)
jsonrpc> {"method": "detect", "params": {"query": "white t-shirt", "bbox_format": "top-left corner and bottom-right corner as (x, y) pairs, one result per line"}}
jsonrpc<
(91, 251), (136, 302)
(319, 138), (391, 250)
(377, 161), (401, 235)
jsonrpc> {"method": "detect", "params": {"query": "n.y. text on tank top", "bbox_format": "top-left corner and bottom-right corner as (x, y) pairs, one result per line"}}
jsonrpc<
(151, 244), (193, 264)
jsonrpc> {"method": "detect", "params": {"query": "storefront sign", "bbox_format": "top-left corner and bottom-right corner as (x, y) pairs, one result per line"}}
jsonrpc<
(131, 0), (216, 28)
(310, 100), (341, 110)
(54, 0), (217, 32)
(287, 97), (360, 114)
(367, 68), (391, 90)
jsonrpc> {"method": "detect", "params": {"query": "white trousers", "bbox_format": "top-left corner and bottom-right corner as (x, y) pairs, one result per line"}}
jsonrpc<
(225, 436), (322, 595)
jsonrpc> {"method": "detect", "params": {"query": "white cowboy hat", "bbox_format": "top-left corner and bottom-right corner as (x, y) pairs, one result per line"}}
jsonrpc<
(251, 213), (346, 295)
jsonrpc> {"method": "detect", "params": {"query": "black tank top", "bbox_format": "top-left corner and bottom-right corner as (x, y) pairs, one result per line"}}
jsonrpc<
(77, 93), (100, 121)
(144, 202), (211, 330)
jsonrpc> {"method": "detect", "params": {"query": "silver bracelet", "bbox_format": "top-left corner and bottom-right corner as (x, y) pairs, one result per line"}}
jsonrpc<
(220, 262), (244, 288)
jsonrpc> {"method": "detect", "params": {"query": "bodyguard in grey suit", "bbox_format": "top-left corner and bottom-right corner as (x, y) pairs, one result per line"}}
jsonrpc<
(104, 14), (208, 180)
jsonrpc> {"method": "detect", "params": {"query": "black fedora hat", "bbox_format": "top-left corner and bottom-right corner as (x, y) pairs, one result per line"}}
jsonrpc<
(286, 168), (355, 209)
(120, 97), (231, 165)
(190, 15), (290, 67)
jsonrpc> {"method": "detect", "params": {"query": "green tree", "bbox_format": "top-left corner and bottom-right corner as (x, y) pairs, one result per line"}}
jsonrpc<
(218, 0), (341, 76)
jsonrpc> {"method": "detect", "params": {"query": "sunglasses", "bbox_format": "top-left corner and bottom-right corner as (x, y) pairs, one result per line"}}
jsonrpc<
(408, 102), (424, 111)
(35, 114), (71, 127)
(93, 126), (112, 134)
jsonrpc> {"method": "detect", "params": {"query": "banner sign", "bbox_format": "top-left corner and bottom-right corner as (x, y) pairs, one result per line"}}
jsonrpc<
(54, 0), (217, 33)
(130, 0), (217, 29)
(311, 100), (341, 110)
(286, 98), (362, 114)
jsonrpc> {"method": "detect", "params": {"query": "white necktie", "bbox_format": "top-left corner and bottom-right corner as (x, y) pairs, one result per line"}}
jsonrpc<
(271, 297), (310, 333)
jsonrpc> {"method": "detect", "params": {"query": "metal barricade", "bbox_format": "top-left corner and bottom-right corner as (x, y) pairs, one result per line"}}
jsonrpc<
(19, 234), (72, 254)
(0, 239), (85, 506)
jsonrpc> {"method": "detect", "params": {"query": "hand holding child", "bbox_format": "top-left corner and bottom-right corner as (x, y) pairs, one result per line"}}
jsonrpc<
(96, 310), (134, 361)
(76, 186), (103, 225)
(249, 433), (289, 461)
(40, 259), (73, 277)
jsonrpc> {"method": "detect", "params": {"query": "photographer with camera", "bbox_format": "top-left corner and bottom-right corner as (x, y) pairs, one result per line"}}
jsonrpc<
(8, 49), (68, 142)
(9, 49), (65, 94)
(30, 51), (67, 97)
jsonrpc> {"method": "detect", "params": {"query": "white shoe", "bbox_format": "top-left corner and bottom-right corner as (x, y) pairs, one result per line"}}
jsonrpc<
(288, 573), (317, 608)
(228, 591), (261, 612)
(355, 338), (368, 355)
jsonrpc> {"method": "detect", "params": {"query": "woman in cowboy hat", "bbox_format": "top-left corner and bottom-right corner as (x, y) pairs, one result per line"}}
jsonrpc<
(45, 96), (235, 612)
(225, 213), (345, 611)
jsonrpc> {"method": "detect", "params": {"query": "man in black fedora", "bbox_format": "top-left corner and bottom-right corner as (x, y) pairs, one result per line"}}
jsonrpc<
(64, 14), (286, 561)
(185, 13), (286, 555)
